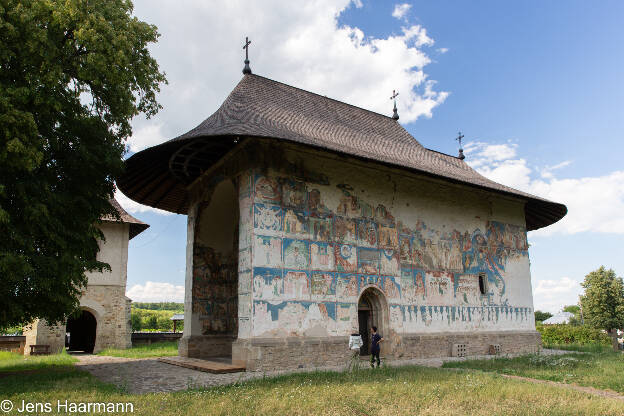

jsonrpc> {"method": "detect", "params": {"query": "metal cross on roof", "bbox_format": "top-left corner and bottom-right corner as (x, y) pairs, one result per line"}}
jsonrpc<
(242, 36), (252, 75)
(390, 90), (399, 121)
(456, 131), (466, 160)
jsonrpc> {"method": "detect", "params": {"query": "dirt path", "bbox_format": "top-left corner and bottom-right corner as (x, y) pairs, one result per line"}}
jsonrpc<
(72, 349), (589, 395)
(499, 374), (624, 401)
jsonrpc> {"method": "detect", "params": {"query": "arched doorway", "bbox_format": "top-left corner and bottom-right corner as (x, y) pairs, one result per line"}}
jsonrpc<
(66, 310), (97, 353)
(357, 287), (388, 356)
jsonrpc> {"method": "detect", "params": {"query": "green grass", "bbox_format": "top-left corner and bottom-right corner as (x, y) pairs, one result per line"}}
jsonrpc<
(2, 350), (624, 415)
(0, 350), (77, 372)
(544, 343), (614, 353)
(1, 361), (624, 415)
(96, 341), (178, 358)
(443, 351), (624, 393)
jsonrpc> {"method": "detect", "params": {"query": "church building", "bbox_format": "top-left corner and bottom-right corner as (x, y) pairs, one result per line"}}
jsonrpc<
(118, 56), (566, 370)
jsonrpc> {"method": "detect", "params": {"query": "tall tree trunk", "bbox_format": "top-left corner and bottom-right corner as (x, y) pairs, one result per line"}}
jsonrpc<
(608, 329), (620, 352)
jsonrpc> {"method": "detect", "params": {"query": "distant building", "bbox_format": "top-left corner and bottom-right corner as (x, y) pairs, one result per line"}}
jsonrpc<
(23, 199), (148, 354)
(119, 71), (567, 370)
(542, 312), (575, 325)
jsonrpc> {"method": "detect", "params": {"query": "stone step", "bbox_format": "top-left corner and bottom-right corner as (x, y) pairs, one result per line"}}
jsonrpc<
(158, 356), (245, 374)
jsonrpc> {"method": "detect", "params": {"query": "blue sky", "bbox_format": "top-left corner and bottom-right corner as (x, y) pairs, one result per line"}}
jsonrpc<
(122, 0), (623, 312)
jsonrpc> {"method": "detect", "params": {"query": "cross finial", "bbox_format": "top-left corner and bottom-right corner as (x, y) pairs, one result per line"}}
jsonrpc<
(390, 90), (399, 120)
(456, 131), (465, 160)
(242, 36), (252, 75)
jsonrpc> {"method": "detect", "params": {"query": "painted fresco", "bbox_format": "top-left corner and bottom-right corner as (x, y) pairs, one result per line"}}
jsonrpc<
(254, 203), (282, 235)
(379, 224), (398, 249)
(334, 216), (357, 244)
(336, 303), (357, 333)
(310, 271), (336, 300)
(192, 244), (238, 335)
(335, 273), (358, 301)
(284, 270), (309, 299)
(384, 275), (401, 302)
(248, 171), (533, 336)
(357, 247), (380, 274)
(281, 178), (307, 209)
(359, 274), (383, 291)
(253, 300), (337, 336)
(253, 267), (283, 300)
(253, 235), (281, 267)
(334, 244), (357, 272)
(283, 239), (310, 269)
(310, 214), (333, 241)
(357, 219), (378, 247)
(310, 242), (334, 270)
(254, 174), (280, 204)
(399, 235), (413, 264)
(380, 249), (400, 275)
(454, 273), (480, 304)
(284, 208), (308, 237)
(426, 271), (453, 304)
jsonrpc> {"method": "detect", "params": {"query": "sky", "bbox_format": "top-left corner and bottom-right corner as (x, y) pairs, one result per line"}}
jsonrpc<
(120, 0), (624, 313)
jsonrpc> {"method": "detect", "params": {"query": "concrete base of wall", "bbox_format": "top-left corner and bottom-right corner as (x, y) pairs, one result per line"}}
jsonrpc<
(393, 330), (542, 359)
(232, 337), (353, 371)
(179, 335), (237, 359)
(230, 330), (541, 371)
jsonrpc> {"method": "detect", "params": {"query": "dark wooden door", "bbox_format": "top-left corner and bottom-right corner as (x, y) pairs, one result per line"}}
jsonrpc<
(358, 310), (370, 355)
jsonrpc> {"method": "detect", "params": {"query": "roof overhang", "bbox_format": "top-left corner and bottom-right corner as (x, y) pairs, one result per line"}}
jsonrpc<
(118, 134), (566, 231)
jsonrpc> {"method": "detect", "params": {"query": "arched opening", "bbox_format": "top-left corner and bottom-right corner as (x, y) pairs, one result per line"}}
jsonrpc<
(190, 179), (239, 358)
(66, 310), (97, 353)
(357, 287), (388, 356)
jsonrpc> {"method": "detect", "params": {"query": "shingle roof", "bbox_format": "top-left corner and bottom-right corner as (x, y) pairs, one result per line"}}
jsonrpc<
(102, 198), (149, 239)
(542, 312), (574, 325)
(118, 74), (567, 231)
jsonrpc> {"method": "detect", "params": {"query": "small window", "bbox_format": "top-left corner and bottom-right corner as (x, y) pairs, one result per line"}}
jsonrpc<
(478, 273), (487, 295)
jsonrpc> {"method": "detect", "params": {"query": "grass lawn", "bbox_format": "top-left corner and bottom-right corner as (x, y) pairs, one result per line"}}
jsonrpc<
(96, 341), (178, 358)
(2, 352), (624, 415)
(443, 351), (624, 394)
(544, 343), (614, 353)
(0, 351), (77, 372)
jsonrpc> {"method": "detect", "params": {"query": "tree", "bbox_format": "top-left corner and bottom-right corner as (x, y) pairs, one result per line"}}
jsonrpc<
(580, 267), (624, 351)
(534, 310), (553, 323)
(0, 0), (166, 328)
(563, 305), (582, 326)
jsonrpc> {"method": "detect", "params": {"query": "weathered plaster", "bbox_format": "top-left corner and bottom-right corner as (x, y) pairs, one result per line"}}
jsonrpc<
(24, 222), (133, 353)
(244, 143), (536, 344)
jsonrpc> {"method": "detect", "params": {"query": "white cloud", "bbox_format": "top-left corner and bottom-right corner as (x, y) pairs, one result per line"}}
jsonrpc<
(437, 47), (449, 54)
(127, 123), (167, 153)
(465, 141), (624, 236)
(392, 3), (412, 20)
(129, 0), (447, 146)
(352, 0), (363, 8)
(127, 281), (185, 302)
(115, 189), (173, 216)
(533, 276), (582, 313)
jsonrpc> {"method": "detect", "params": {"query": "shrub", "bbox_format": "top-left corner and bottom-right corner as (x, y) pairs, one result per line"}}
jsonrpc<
(537, 323), (612, 346)
(130, 308), (183, 332)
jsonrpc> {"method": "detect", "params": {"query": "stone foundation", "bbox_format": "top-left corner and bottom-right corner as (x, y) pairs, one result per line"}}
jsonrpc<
(179, 335), (237, 359)
(393, 330), (542, 359)
(229, 330), (541, 371)
(232, 337), (353, 371)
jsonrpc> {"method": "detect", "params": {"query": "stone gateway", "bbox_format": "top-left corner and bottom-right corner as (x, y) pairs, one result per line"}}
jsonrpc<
(118, 73), (566, 370)
(23, 200), (148, 354)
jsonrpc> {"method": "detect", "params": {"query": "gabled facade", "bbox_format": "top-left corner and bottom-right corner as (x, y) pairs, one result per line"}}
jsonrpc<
(119, 74), (566, 370)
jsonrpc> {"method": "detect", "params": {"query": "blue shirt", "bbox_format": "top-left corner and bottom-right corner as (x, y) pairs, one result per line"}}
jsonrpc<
(371, 333), (382, 353)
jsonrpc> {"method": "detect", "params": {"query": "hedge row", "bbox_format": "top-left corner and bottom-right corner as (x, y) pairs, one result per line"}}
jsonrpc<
(131, 308), (184, 332)
(537, 324), (612, 346)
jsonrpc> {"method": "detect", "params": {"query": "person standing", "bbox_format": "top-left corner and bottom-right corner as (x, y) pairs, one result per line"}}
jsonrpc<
(370, 326), (384, 368)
